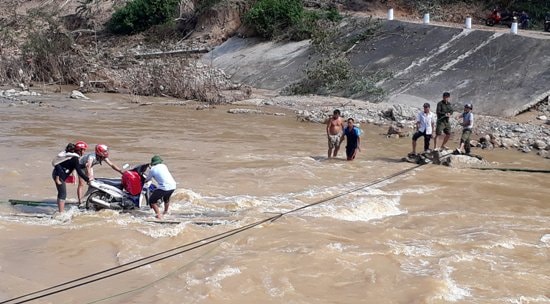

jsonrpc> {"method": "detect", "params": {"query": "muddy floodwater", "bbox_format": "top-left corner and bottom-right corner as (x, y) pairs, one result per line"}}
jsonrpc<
(0, 93), (549, 304)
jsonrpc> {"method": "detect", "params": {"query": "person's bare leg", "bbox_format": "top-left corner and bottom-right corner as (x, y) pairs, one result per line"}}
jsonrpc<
(333, 146), (340, 157)
(152, 203), (162, 219)
(328, 147), (333, 158)
(412, 140), (417, 154)
(57, 199), (65, 213)
(441, 134), (451, 149)
(77, 177), (85, 205)
(455, 141), (465, 154)
(163, 201), (170, 215)
(433, 135), (438, 150)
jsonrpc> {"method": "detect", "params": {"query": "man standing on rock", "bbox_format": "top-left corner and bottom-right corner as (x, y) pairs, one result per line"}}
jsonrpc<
(410, 103), (435, 156)
(326, 109), (344, 158)
(455, 103), (474, 155)
(434, 92), (453, 150)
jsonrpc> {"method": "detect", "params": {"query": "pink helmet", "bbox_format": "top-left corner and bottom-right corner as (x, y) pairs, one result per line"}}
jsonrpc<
(95, 144), (109, 158)
(75, 141), (88, 152)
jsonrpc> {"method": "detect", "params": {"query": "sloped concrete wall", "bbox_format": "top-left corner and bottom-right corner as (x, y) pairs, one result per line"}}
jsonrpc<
(204, 38), (311, 90)
(205, 20), (550, 117)
(352, 21), (550, 116)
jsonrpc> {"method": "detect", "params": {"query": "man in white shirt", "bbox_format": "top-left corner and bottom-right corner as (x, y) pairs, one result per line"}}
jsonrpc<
(410, 103), (436, 156)
(145, 155), (177, 219)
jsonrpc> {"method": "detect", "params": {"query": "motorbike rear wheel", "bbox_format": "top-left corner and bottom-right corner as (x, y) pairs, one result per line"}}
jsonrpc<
(86, 190), (113, 211)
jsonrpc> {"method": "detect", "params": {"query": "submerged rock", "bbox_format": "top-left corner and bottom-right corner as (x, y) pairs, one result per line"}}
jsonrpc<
(70, 90), (89, 100)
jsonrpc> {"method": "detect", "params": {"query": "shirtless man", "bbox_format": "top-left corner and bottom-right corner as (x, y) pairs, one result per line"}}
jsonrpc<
(326, 109), (344, 158)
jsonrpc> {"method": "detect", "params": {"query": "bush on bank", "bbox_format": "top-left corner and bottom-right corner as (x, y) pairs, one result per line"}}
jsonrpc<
(107, 0), (180, 35)
(244, 0), (341, 41)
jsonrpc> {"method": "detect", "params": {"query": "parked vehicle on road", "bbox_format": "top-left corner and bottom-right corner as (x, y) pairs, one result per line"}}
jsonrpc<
(485, 9), (517, 27)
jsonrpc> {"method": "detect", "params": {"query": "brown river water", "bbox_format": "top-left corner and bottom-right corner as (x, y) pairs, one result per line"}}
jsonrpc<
(0, 92), (549, 304)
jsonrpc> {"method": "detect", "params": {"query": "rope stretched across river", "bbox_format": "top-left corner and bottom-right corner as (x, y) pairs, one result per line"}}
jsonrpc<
(0, 162), (425, 304)
(473, 167), (550, 173)
(5, 154), (547, 303)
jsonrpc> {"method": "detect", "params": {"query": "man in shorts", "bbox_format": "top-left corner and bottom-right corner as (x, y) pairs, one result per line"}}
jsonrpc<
(455, 103), (474, 154)
(145, 155), (177, 219)
(326, 109), (344, 158)
(433, 92), (453, 150)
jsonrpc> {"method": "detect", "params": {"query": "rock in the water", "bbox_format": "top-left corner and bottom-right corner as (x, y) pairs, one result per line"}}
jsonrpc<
(70, 90), (89, 100)
(441, 154), (488, 168)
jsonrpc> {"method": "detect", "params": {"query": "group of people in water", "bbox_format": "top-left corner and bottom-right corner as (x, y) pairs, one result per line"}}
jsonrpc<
(326, 92), (474, 160)
(51, 143), (176, 219)
(326, 109), (362, 160)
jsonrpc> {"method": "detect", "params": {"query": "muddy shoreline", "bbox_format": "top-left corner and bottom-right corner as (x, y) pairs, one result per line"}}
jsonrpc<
(2, 86), (549, 160)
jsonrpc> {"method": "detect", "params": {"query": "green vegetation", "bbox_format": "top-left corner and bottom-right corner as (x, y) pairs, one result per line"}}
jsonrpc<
(284, 18), (390, 100)
(107, 0), (180, 35)
(195, 0), (224, 15)
(244, 1), (388, 98)
(244, 0), (341, 41)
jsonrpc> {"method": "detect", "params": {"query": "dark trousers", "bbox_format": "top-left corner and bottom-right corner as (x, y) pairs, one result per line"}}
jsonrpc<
(412, 131), (432, 152)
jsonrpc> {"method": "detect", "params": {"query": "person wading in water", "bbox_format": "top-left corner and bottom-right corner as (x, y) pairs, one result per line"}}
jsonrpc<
(326, 109), (344, 158)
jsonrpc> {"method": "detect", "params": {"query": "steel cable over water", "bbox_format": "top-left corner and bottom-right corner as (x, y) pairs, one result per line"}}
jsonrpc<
(1, 163), (424, 304)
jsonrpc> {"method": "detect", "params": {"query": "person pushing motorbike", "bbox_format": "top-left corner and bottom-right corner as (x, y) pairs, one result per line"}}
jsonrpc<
(77, 144), (124, 206)
(52, 141), (89, 213)
(145, 155), (176, 219)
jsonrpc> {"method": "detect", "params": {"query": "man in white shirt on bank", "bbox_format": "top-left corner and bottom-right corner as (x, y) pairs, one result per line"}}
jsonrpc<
(410, 102), (436, 156)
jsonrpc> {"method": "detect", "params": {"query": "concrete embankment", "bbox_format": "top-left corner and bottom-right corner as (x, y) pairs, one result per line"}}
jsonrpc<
(205, 20), (550, 117)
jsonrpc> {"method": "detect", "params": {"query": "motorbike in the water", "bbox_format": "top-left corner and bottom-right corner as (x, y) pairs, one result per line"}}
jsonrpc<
(84, 163), (155, 211)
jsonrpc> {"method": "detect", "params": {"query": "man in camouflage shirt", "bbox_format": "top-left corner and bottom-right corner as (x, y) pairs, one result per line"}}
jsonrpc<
(433, 92), (453, 150)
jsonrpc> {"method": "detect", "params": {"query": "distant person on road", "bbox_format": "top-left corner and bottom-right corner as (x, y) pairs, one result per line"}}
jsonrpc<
(77, 144), (123, 206)
(434, 92), (453, 151)
(491, 8), (501, 22)
(52, 141), (89, 213)
(343, 118), (361, 161)
(519, 11), (529, 29)
(145, 155), (177, 219)
(326, 109), (344, 158)
(410, 103), (435, 156)
(455, 103), (474, 155)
